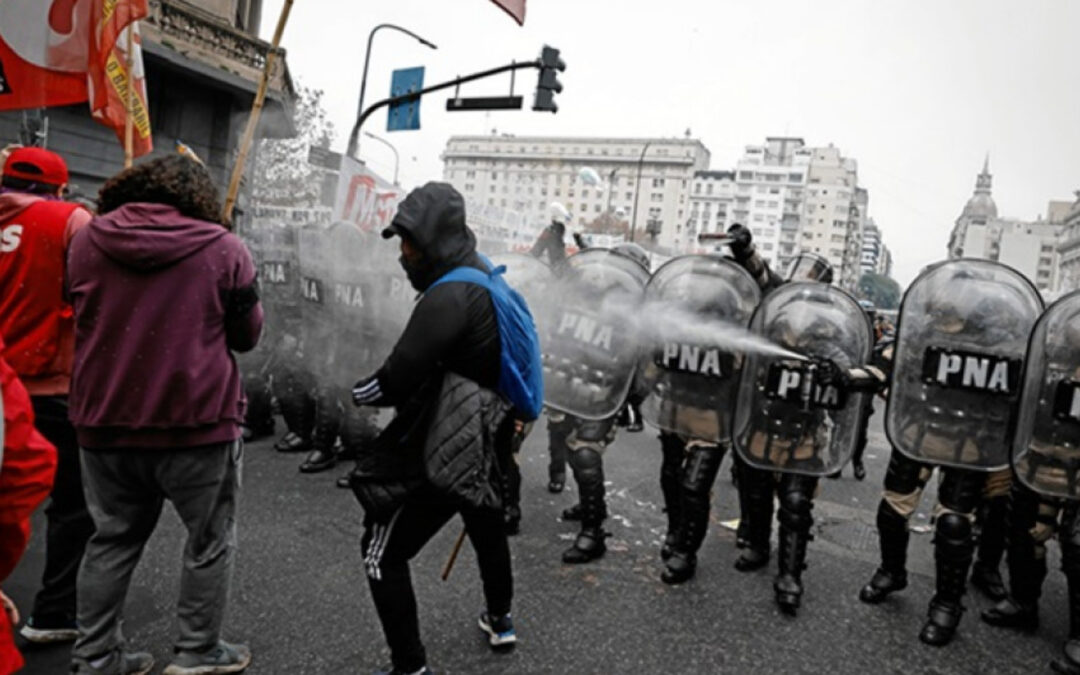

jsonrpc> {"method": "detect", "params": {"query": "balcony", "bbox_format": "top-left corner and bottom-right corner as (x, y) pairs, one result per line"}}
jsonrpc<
(144, 0), (294, 99)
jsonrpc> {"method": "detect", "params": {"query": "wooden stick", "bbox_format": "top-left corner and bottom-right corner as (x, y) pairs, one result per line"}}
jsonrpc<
(123, 21), (136, 169)
(221, 0), (294, 225)
(441, 527), (468, 581)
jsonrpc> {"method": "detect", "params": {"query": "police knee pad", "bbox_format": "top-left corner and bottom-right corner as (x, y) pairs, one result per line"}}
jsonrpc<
(573, 417), (616, 444)
(682, 446), (724, 494)
(935, 512), (972, 548)
(778, 488), (814, 531)
(570, 447), (603, 473)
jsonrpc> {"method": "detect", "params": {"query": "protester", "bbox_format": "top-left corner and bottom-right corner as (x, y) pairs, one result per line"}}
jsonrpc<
(65, 156), (262, 675)
(0, 338), (59, 675)
(0, 147), (94, 645)
(351, 182), (540, 674)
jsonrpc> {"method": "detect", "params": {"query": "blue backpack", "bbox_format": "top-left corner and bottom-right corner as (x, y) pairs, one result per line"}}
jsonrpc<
(428, 254), (545, 421)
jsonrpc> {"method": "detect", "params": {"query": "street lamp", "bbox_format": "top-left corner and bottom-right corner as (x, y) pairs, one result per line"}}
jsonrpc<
(606, 168), (618, 214)
(363, 131), (400, 185)
(348, 23), (437, 157)
(629, 141), (653, 242)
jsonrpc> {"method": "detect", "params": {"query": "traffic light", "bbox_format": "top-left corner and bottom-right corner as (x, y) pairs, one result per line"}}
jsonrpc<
(533, 45), (565, 113)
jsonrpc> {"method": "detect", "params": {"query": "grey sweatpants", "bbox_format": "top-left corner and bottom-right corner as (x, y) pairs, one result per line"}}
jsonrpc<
(73, 440), (242, 661)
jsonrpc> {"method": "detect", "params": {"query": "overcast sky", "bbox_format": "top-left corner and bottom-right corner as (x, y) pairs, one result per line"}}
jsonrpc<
(260, 0), (1079, 287)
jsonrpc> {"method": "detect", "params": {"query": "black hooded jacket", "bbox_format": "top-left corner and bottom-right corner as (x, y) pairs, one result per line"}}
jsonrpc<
(352, 182), (501, 407)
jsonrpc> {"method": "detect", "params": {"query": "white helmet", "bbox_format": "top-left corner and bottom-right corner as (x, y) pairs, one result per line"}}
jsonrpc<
(549, 201), (571, 225)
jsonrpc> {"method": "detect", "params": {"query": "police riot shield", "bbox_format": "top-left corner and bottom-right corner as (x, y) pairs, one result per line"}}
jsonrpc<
(1013, 290), (1080, 499)
(487, 252), (554, 313)
(539, 248), (650, 420)
(638, 255), (761, 442)
(296, 223), (337, 379)
(733, 282), (874, 476)
(237, 215), (303, 375)
(886, 259), (1043, 472)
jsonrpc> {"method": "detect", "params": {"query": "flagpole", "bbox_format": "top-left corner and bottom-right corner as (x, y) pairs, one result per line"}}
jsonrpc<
(123, 21), (135, 169)
(221, 0), (294, 226)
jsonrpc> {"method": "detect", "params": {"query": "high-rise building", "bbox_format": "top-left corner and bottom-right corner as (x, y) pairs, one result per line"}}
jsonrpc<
(440, 135), (710, 252)
(861, 218), (882, 274)
(948, 159), (1063, 295)
(730, 137), (812, 270)
(687, 170), (737, 244)
(796, 145), (863, 289)
(0, 0), (296, 202)
(1055, 191), (1080, 293)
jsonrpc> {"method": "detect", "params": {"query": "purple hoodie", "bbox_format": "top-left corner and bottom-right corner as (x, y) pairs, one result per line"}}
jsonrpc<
(66, 202), (263, 449)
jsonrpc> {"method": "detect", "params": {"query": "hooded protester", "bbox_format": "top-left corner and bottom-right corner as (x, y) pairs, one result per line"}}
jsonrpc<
(65, 155), (262, 675)
(0, 146), (93, 646)
(351, 182), (528, 675)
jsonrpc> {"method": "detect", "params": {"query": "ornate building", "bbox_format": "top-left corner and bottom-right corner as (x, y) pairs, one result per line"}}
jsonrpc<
(0, 0), (295, 203)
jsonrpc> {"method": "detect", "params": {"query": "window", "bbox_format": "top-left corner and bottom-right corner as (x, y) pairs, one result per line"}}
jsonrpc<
(626, 192), (633, 200)
(769, 187), (780, 195)
(762, 242), (774, 251)
(755, 200), (765, 208)
(465, 183), (474, 192)
(652, 178), (666, 188)
(754, 214), (764, 222)
(466, 171), (476, 179)
(738, 171), (753, 180)
(595, 205), (602, 213)
(651, 193), (663, 202)
(789, 173), (803, 182)
(569, 189), (575, 197)
(554, 188), (561, 196)
(767, 201), (778, 208)
(583, 189), (590, 198)
(695, 184), (702, 194)
(492, 172), (498, 179)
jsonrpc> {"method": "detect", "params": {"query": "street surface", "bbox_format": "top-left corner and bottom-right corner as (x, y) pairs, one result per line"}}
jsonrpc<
(8, 410), (1067, 674)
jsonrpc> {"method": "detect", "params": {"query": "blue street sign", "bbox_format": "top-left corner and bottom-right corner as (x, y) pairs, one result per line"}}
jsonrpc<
(387, 67), (425, 132)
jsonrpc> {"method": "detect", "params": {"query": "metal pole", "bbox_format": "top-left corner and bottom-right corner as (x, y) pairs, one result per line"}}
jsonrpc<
(629, 141), (652, 243)
(364, 131), (400, 185)
(351, 23), (437, 157)
(606, 167), (617, 213)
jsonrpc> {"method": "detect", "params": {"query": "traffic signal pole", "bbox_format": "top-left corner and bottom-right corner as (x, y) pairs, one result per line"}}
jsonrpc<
(345, 45), (564, 159)
(348, 60), (541, 158)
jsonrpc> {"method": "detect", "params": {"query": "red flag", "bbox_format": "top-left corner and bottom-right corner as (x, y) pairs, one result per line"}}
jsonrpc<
(0, 0), (92, 109)
(0, 0), (152, 157)
(88, 0), (153, 157)
(489, 0), (525, 25)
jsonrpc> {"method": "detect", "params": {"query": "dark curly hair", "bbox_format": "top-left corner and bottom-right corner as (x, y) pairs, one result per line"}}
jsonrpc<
(97, 155), (223, 224)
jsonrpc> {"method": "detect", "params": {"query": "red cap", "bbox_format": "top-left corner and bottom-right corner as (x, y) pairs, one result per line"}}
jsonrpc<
(3, 147), (69, 187)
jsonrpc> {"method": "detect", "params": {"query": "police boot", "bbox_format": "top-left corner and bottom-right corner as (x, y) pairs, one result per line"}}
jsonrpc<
(563, 449), (607, 564)
(300, 393), (340, 473)
(276, 390), (314, 453)
(919, 513), (973, 647)
(659, 434), (685, 561)
(1052, 571), (1080, 674)
(970, 495), (1009, 602)
(734, 466), (773, 572)
(774, 486), (813, 615)
(662, 447), (723, 584)
(981, 528), (1044, 632)
(860, 502), (910, 604)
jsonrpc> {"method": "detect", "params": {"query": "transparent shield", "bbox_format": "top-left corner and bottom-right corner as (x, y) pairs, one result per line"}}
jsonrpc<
(539, 248), (650, 419)
(638, 255), (762, 442)
(733, 282), (874, 476)
(488, 252), (554, 312)
(886, 259), (1043, 472)
(1013, 290), (1080, 499)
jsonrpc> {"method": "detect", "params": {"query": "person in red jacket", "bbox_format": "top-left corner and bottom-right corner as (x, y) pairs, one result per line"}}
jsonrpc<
(66, 156), (262, 675)
(0, 337), (59, 674)
(0, 147), (93, 644)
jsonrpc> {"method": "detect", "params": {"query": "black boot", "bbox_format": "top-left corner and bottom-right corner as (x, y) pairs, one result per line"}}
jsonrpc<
(774, 479), (814, 615)
(563, 448), (608, 564)
(860, 501), (911, 604)
(301, 389), (340, 473)
(734, 466), (773, 572)
(971, 495), (1009, 601)
(981, 538), (1044, 632)
(1053, 570), (1080, 674)
(919, 512), (974, 647)
(659, 434), (684, 562)
(661, 445), (723, 585)
(548, 418), (570, 494)
(276, 382), (315, 452)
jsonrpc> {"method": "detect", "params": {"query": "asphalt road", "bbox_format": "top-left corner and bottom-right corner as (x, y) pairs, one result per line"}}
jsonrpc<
(7, 409), (1070, 674)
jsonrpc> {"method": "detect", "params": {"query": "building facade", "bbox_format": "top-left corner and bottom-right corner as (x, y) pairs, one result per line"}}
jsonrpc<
(797, 145), (863, 289)
(687, 170), (736, 243)
(948, 160), (1062, 295)
(0, 0), (295, 203)
(441, 135), (710, 252)
(1055, 191), (1080, 294)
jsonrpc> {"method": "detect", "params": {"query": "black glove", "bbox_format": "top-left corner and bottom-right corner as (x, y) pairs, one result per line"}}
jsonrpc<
(813, 358), (850, 390)
(726, 224), (753, 261)
(572, 232), (588, 250)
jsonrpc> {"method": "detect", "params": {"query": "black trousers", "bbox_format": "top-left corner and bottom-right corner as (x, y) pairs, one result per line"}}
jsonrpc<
(361, 490), (513, 672)
(30, 396), (94, 621)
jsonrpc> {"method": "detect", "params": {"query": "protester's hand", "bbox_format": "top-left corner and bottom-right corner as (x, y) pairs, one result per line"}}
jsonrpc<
(726, 224), (753, 259)
(1, 589), (18, 626)
(572, 232), (588, 250)
(0, 144), (21, 166)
